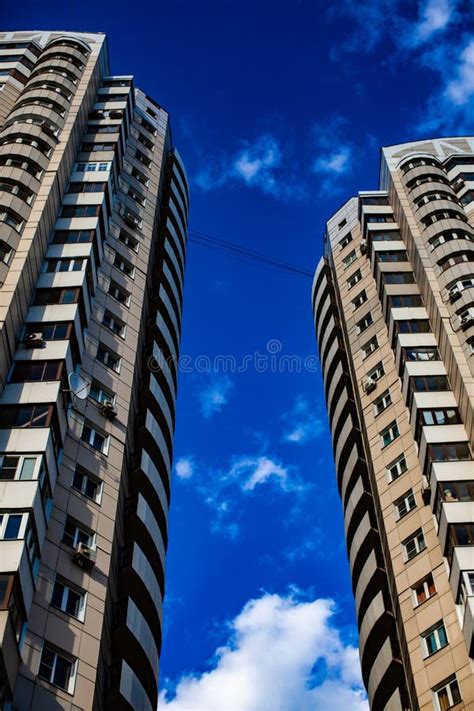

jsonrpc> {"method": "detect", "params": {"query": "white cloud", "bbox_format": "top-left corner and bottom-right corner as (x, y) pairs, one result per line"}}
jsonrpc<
(282, 396), (325, 444)
(410, 0), (456, 45)
(228, 455), (296, 492)
(159, 590), (367, 711)
(443, 39), (474, 106)
(198, 376), (233, 419)
(175, 457), (195, 480)
(194, 134), (306, 201)
(311, 115), (355, 194)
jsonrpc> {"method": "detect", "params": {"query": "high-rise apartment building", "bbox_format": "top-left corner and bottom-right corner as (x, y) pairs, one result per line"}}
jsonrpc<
(0, 30), (188, 711)
(313, 138), (474, 710)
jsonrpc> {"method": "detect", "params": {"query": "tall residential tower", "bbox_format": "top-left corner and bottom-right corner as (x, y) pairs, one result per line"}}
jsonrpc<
(313, 138), (474, 710)
(0, 30), (188, 711)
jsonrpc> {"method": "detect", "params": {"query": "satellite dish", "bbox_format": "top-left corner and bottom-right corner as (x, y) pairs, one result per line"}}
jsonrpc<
(68, 373), (90, 400)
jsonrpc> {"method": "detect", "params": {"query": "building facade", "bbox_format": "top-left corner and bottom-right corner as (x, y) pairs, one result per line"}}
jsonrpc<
(312, 138), (474, 710)
(0, 30), (188, 711)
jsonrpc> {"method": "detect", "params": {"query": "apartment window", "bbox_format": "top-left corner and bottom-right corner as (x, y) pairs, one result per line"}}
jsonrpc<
(429, 230), (473, 249)
(368, 361), (385, 381)
(371, 230), (401, 241)
(433, 676), (462, 711)
(135, 149), (151, 168)
(0, 405), (53, 429)
(44, 258), (85, 273)
(419, 408), (461, 427)
(394, 489), (416, 519)
(0, 574), (26, 641)
(72, 467), (102, 503)
(339, 232), (352, 249)
(113, 253), (134, 278)
(52, 229), (94, 244)
(61, 205), (101, 218)
(25, 323), (71, 341)
(422, 209), (466, 227)
(118, 229), (138, 251)
(67, 181), (106, 194)
(395, 320), (431, 337)
(0, 240), (12, 265)
(75, 162), (110, 172)
(380, 420), (400, 448)
(0, 512), (27, 540)
(388, 294), (423, 308)
(366, 214), (394, 224)
(9, 360), (63, 383)
(438, 481), (474, 505)
(447, 524), (474, 563)
(347, 269), (362, 289)
(382, 272), (415, 285)
(403, 528), (426, 561)
(439, 252), (473, 271)
(357, 313), (373, 334)
(448, 277), (474, 295)
(429, 442), (471, 466)
(352, 290), (367, 310)
(108, 280), (130, 306)
(127, 186), (146, 206)
(51, 579), (86, 621)
(0, 178), (34, 204)
(411, 375), (450, 393)
(342, 250), (357, 269)
(81, 421), (110, 454)
(0, 208), (23, 232)
(97, 344), (121, 373)
(0, 454), (43, 480)
(403, 346), (439, 362)
(38, 644), (77, 693)
(373, 389), (391, 416)
(421, 621), (448, 657)
(63, 515), (95, 548)
(80, 142), (115, 153)
(139, 116), (156, 135)
(412, 574), (436, 607)
(361, 336), (378, 358)
(376, 250), (408, 263)
(0, 156), (42, 179)
(387, 455), (408, 482)
(338, 218), (347, 229)
(33, 287), (80, 305)
(89, 380), (115, 406)
(131, 166), (149, 186)
(102, 310), (126, 337)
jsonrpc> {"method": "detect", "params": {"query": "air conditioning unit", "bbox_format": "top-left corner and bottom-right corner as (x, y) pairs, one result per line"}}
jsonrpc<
(363, 377), (377, 393)
(100, 401), (117, 420)
(460, 314), (473, 330)
(448, 287), (461, 302)
(24, 332), (44, 348)
(72, 542), (96, 571)
(360, 241), (368, 254)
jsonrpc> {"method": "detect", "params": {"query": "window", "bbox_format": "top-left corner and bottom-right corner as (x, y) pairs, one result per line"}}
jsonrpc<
(411, 375), (450, 393)
(347, 269), (362, 289)
(371, 230), (401, 242)
(80, 142), (115, 153)
(9, 360), (63, 383)
(81, 422), (110, 454)
(0, 405), (52, 429)
(419, 408), (461, 427)
(421, 209), (466, 227)
(360, 196), (390, 207)
(376, 250), (408, 263)
(51, 579), (86, 621)
(61, 205), (101, 218)
(412, 574), (436, 607)
(102, 310), (125, 337)
(338, 218), (347, 229)
(368, 361), (385, 381)
(380, 420), (400, 447)
(120, 206), (142, 230)
(25, 322), (71, 341)
(0, 208), (23, 232)
(429, 230), (473, 249)
(339, 232), (352, 249)
(433, 676), (462, 711)
(33, 288), (80, 305)
(357, 313), (373, 334)
(44, 258), (85, 273)
(62, 515), (95, 548)
(0, 156), (42, 178)
(429, 442), (471, 466)
(0, 179), (33, 204)
(394, 489), (416, 519)
(439, 252), (473, 271)
(438, 481), (474, 504)
(72, 467), (102, 503)
(421, 621), (448, 657)
(67, 181), (106, 194)
(0, 574), (26, 641)
(446, 524), (474, 562)
(403, 528), (426, 561)
(135, 149), (151, 168)
(108, 280), (130, 306)
(0, 454), (43, 480)
(366, 214), (394, 223)
(139, 116), (156, 135)
(448, 277), (474, 296)
(342, 250), (357, 269)
(361, 336), (378, 358)
(97, 344), (121, 372)
(127, 186), (146, 206)
(131, 166), (149, 186)
(394, 320), (431, 337)
(382, 272), (415, 285)
(52, 229), (94, 244)
(0, 512), (27, 540)
(403, 346), (439, 362)
(388, 294), (423, 308)
(113, 253), (134, 277)
(38, 644), (76, 693)
(74, 162), (110, 172)
(373, 389), (391, 416)
(118, 229), (138, 251)
(352, 290), (367, 310)
(89, 380), (115, 406)
(387, 455), (408, 482)
(0, 240), (12, 264)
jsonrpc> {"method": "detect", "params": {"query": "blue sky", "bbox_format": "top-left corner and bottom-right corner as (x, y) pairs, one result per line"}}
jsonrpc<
(3, 1), (474, 708)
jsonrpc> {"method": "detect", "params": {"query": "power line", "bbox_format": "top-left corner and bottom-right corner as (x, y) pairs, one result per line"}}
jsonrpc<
(188, 228), (314, 279)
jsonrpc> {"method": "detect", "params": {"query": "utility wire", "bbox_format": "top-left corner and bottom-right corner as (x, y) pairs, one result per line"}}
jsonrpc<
(188, 228), (314, 279)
